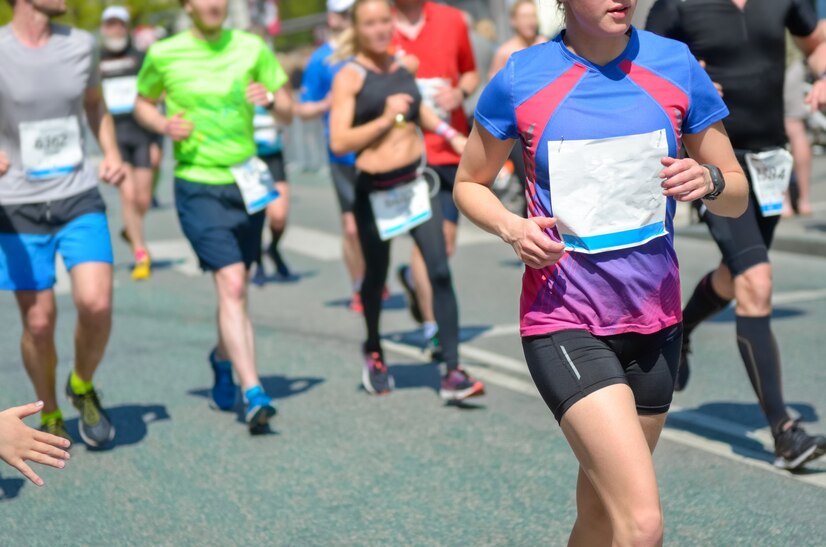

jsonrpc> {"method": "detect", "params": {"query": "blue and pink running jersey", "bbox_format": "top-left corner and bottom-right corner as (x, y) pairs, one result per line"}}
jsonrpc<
(475, 28), (728, 337)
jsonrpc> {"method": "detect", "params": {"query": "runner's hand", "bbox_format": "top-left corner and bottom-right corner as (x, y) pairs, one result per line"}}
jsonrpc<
(504, 216), (566, 269)
(0, 150), (9, 176)
(246, 82), (271, 107)
(0, 401), (71, 487)
(805, 78), (826, 112)
(660, 156), (712, 202)
(382, 93), (414, 122)
(698, 60), (723, 97)
(434, 85), (464, 113)
(99, 154), (126, 186)
(448, 134), (467, 155)
(164, 112), (194, 142)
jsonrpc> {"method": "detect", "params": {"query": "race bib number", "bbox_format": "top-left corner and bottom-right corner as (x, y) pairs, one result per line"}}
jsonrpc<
(745, 148), (793, 217)
(230, 157), (279, 214)
(369, 177), (432, 241)
(548, 129), (669, 254)
(19, 116), (83, 181)
(416, 78), (452, 122)
(103, 76), (139, 115)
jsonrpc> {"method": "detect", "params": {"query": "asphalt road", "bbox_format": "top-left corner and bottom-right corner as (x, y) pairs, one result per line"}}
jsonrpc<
(0, 160), (824, 546)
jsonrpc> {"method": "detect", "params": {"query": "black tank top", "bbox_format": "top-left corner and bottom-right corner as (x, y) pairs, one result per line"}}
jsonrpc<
(352, 61), (422, 129)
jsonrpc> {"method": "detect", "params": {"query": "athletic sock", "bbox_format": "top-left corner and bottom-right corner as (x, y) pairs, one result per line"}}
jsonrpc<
(735, 315), (790, 433)
(69, 370), (94, 396)
(352, 279), (363, 293)
(682, 271), (731, 336)
(41, 408), (63, 426)
(423, 321), (439, 340)
(134, 248), (148, 261)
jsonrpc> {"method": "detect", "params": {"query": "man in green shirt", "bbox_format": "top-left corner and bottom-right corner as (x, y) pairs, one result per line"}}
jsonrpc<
(135, 0), (292, 434)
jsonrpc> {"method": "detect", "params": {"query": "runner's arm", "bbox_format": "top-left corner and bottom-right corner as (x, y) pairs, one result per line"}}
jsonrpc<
(84, 86), (120, 163)
(680, 121), (748, 218)
(329, 66), (395, 155)
(455, 123), (564, 269)
(271, 87), (293, 126)
(419, 104), (466, 155)
(294, 96), (331, 120)
(84, 86), (126, 185)
(134, 95), (168, 135)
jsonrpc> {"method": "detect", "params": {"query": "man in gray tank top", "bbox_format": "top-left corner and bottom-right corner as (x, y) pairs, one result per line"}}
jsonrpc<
(0, 0), (126, 448)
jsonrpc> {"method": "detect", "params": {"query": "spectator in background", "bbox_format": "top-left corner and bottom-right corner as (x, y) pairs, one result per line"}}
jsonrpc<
(784, 28), (820, 217)
(488, 0), (547, 79)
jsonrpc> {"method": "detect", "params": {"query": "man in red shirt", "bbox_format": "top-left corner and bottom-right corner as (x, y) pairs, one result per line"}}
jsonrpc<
(393, 0), (479, 355)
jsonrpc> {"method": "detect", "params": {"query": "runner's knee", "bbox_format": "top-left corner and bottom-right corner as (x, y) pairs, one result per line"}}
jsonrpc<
(734, 264), (773, 312)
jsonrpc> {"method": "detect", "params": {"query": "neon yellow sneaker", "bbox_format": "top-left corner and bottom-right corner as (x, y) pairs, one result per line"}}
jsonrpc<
(131, 249), (151, 281)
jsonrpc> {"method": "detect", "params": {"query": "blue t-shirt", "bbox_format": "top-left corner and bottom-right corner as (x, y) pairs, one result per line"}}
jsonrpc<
(300, 41), (355, 166)
(475, 28), (728, 337)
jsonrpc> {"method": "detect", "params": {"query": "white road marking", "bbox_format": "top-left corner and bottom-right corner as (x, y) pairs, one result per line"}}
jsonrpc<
(147, 238), (202, 277)
(382, 335), (826, 490)
(281, 226), (342, 261)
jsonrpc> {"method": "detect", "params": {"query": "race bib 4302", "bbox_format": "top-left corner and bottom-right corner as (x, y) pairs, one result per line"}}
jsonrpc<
(19, 116), (83, 181)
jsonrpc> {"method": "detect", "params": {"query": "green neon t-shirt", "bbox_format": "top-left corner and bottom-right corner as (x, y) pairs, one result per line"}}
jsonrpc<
(137, 30), (288, 184)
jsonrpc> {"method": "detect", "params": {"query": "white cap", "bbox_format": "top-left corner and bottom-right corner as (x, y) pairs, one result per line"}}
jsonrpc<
(327, 0), (355, 13)
(102, 6), (130, 24)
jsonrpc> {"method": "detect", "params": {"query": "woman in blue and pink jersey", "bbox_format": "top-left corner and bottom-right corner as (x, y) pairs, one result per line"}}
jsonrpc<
(455, 0), (748, 544)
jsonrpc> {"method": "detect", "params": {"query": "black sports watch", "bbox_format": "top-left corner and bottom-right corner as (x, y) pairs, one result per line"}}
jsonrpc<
(701, 164), (725, 200)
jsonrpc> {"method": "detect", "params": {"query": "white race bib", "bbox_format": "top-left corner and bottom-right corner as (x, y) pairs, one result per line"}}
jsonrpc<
(745, 148), (793, 217)
(19, 116), (83, 181)
(369, 177), (432, 241)
(416, 78), (452, 122)
(103, 76), (139, 115)
(230, 157), (279, 214)
(548, 129), (669, 254)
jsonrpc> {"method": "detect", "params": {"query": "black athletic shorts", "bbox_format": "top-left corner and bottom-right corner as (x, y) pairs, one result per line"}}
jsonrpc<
(330, 162), (356, 214)
(260, 151), (287, 183)
(174, 177), (265, 272)
(115, 119), (154, 169)
(427, 163), (460, 224)
(522, 324), (682, 423)
(696, 150), (780, 277)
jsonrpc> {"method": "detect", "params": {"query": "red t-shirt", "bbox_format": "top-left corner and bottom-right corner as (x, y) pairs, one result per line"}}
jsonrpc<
(392, 2), (476, 166)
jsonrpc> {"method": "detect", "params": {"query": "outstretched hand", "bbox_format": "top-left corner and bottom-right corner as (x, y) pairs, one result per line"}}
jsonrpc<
(0, 401), (71, 487)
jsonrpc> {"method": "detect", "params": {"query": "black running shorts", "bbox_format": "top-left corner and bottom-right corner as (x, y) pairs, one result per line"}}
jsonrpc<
(522, 324), (682, 423)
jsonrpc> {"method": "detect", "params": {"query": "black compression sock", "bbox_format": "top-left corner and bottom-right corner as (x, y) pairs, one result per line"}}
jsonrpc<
(683, 271), (731, 336)
(735, 315), (791, 433)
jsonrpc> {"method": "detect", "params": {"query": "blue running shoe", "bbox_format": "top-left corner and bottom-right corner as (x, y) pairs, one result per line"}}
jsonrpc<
(209, 348), (237, 411)
(244, 386), (277, 434)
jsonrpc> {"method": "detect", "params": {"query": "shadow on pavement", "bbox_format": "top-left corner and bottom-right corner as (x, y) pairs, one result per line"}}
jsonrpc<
(250, 269), (318, 287)
(65, 403), (171, 453)
(384, 324), (494, 347)
(388, 362), (440, 393)
(189, 375), (324, 429)
(0, 474), (25, 502)
(667, 401), (826, 470)
(325, 293), (408, 311)
(707, 306), (806, 322)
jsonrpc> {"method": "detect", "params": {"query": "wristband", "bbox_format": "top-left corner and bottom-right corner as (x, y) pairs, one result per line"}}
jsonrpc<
(435, 121), (458, 140)
(265, 91), (275, 109)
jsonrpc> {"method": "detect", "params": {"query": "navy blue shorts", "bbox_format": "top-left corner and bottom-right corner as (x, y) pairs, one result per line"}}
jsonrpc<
(174, 177), (265, 272)
(428, 164), (460, 224)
